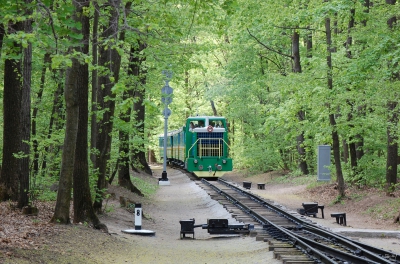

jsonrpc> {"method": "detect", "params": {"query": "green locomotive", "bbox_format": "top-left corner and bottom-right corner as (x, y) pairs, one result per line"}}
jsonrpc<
(159, 116), (233, 177)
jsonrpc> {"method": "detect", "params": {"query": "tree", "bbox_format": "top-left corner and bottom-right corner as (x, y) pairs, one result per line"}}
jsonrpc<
(19, 0), (33, 208)
(116, 45), (145, 195)
(131, 40), (152, 176)
(385, 0), (398, 195)
(325, 3), (345, 198)
(292, 29), (309, 175)
(0, 21), (24, 202)
(93, 0), (122, 213)
(51, 0), (83, 224)
(72, 0), (105, 230)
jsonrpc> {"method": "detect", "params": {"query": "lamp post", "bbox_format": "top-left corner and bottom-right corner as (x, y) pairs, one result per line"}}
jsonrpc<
(160, 70), (173, 185)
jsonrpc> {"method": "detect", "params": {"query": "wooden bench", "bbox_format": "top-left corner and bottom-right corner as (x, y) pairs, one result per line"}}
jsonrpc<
(243, 181), (252, 189)
(331, 212), (346, 226)
(301, 202), (324, 218)
(257, 183), (265, 190)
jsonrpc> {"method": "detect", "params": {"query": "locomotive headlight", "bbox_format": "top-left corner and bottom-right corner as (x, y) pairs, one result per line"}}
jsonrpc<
(198, 165), (203, 170)
(194, 159), (198, 164)
(222, 159), (227, 164)
(217, 165), (222, 170)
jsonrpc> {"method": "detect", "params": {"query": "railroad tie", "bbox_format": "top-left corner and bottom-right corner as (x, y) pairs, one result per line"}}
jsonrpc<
(283, 260), (315, 264)
(273, 248), (303, 259)
(255, 234), (271, 241)
(279, 255), (313, 262)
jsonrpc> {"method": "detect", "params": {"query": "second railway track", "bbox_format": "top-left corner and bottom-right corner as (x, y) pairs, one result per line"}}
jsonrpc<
(196, 178), (400, 264)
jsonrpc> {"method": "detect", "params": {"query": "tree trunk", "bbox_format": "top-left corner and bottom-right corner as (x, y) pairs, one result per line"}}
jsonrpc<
(93, 0), (122, 213)
(0, 24), (4, 59)
(32, 53), (51, 175)
(210, 100), (218, 116)
(118, 49), (136, 191)
(386, 101), (398, 195)
(19, 3), (33, 208)
(131, 41), (152, 176)
(325, 13), (345, 197)
(0, 21), (23, 201)
(72, 0), (105, 230)
(42, 74), (64, 171)
(385, 0), (398, 195)
(51, 60), (79, 224)
(345, 7), (361, 173)
(51, 0), (84, 223)
(362, 0), (370, 26)
(90, 1), (100, 165)
(292, 29), (309, 175)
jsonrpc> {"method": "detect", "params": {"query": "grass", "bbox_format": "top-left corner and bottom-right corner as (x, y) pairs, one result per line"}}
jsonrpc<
(349, 192), (365, 202)
(131, 176), (158, 196)
(365, 198), (400, 220)
(273, 174), (331, 188)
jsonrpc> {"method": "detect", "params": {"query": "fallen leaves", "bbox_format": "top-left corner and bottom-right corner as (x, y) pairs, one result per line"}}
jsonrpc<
(0, 201), (62, 252)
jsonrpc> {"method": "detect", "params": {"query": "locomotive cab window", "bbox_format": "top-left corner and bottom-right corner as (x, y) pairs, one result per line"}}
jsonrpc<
(209, 119), (223, 127)
(187, 119), (205, 131)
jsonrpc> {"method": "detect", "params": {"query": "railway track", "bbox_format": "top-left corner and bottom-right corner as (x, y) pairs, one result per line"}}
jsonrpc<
(197, 178), (400, 264)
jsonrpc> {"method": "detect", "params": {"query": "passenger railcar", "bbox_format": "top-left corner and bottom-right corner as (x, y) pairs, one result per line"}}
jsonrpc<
(159, 116), (233, 177)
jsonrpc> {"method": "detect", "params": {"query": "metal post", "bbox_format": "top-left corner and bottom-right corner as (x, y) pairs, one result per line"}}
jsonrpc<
(161, 107), (168, 181)
(159, 70), (173, 185)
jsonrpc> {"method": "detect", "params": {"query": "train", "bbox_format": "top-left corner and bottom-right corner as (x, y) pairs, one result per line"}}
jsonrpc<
(158, 116), (233, 178)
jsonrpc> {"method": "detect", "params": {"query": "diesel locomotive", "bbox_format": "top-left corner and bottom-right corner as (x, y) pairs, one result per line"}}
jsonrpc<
(158, 116), (233, 177)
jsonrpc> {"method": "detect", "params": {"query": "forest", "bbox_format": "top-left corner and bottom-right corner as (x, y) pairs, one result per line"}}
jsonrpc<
(0, 0), (399, 227)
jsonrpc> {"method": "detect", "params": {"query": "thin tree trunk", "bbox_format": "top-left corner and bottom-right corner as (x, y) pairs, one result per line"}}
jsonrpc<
(345, 6), (360, 173)
(93, 0), (122, 213)
(90, 1), (100, 164)
(325, 11), (345, 197)
(210, 100), (218, 116)
(292, 29), (309, 175)
(32, 53), (51, 174)
(342, 139), (348, 163)
(115, 3), (139, 191)
(41, 74), (64, 171)
(131, 41), (152, 176)
(0, 24), (5, 59)
(385, 0), (398, 195)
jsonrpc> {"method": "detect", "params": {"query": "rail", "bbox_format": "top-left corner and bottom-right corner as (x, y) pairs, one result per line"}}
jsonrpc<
(202, 179), (398, 264)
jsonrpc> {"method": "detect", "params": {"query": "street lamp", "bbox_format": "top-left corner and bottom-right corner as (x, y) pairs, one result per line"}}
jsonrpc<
(159, 70), (173, 185)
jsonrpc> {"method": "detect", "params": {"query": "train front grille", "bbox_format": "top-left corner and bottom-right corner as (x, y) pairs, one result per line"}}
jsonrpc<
(196, 132), (224, 157)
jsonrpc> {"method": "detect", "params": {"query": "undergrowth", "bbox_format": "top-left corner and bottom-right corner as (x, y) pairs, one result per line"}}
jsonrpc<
(365, 198), (400, 220)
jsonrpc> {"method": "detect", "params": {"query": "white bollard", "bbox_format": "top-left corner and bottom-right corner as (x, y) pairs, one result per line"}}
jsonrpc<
(121, 203), (155, 236)
(135, 203), (142, 230)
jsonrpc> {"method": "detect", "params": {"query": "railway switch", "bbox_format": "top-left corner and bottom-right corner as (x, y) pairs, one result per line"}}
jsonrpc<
(179, 218), (254, 239)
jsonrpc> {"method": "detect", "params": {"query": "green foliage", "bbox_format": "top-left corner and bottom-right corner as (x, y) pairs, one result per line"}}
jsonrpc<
(331, 195), (345, 205)
(103, 193), (115, 214)
(131, 176), (158, 197)
(1, 0), (399, 214)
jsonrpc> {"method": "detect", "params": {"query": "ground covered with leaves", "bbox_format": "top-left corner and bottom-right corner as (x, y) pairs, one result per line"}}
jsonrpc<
(1, 169), (400, 263)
